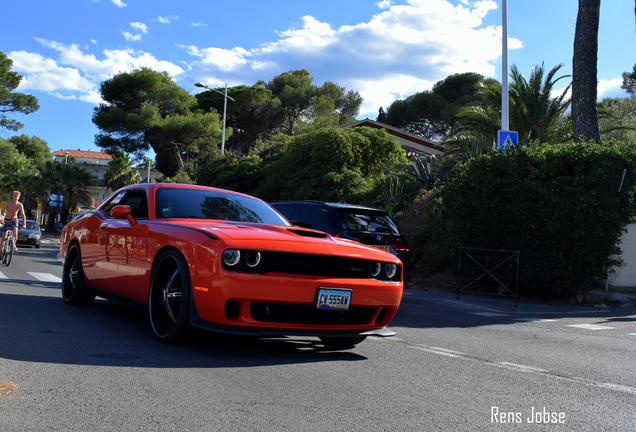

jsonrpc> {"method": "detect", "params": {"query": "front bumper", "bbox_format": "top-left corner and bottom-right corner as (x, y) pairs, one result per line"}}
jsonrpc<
(191, 272), (403, 334)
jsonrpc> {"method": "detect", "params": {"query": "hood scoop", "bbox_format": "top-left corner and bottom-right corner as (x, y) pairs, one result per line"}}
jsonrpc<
(287, 228), (329, 238)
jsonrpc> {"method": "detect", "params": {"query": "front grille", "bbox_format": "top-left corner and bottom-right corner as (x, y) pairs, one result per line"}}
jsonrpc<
(259, 252), (397, 280)
(250, 302), (376, 325)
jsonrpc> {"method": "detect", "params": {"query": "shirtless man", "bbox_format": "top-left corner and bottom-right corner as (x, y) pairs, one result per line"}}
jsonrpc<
(1, 191), (27, 254)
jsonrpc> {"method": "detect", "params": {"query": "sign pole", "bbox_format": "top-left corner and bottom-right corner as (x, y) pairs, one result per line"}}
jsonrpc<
(501, 0), (509, 131)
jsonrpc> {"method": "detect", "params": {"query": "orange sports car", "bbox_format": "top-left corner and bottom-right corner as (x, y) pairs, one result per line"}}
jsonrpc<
(60, 183), (403, 349)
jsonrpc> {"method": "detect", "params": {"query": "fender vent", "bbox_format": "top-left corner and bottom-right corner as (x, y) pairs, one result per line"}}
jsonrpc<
(287, 228), (328, 238)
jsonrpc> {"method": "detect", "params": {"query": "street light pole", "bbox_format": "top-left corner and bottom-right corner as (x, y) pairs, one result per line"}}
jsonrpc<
(194, 82), (235, 155)
(221, 83), (228, 155)
(147, 158), (151, 183)
(501, 0), (509, 131)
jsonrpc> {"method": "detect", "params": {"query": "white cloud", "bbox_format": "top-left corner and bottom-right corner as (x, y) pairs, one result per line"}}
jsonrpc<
(183, 0), (522, 114)
(9, 51), (94, 93)
(121, 32), (142, 42)
(111, 0), (126, 7)
(184, 45), (249, 72)
(598, 77), (624, 99)
(130, 21), (148, 33)
(190, 22), (204, 27)
(90, 39), (98, 45)
(157, 16), (170, 24)
(12, 39), (184, 104)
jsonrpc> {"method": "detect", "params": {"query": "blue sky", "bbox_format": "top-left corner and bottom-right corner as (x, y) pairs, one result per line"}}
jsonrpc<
(1, 0), (634, 152)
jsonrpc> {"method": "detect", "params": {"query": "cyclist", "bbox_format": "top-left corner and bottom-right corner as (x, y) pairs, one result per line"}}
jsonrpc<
(1, 191), (27, 254)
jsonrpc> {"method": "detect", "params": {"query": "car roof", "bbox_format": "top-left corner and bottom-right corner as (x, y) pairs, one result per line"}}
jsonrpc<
(271, 200), (386, 213)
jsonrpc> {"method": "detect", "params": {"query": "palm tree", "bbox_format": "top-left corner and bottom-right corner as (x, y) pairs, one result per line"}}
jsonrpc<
(572, 0), (601, 142)
(450, 63), (571, 157)
(59, 163), (94, 223)
(105, 153), (142, 191)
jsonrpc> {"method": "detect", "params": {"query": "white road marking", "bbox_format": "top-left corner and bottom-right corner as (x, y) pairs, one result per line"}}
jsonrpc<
(567, 323), (615, 331)
(470, 312), (508, 317)
(429, 346), (466, 356)
(0, 271), (7, 279)
(40, 239), (51, 244)
(410, 345), (464, 358)
(514, 317), (557, 323)
(628, 333), (636, 336)
(27, 272), (62, 283)
(496, 362), (549, 373)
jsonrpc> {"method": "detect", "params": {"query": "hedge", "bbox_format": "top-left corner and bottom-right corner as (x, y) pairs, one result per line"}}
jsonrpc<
(442, 142), (635, 297)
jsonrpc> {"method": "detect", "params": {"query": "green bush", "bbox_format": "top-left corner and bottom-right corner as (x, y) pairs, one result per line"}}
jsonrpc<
(442, 142), (635, 297)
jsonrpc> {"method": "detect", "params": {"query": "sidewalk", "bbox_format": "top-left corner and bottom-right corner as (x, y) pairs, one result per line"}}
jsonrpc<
(41, 233), (61, 245)
(401, 288), (636, 315)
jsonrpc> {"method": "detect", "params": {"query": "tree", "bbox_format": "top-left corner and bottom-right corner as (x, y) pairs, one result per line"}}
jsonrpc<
(382, 73), (485, 139)
(7, 135), (50, 166)
(456, 64), (571, 148)
(93, 68), (222, 176)
(259, 127), (407, 202)
(572, 0), (601, 142)
(105, 153), (142, 191)
(598, 96), (636, 142)
(622, 64), (636, 95)
(309, 81), (362, 128)
(267, 69), (315, 134)
(0, 51), (39, 131)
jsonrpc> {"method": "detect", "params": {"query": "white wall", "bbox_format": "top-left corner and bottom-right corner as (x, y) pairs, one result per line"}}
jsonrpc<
(609, 223), (636, 288)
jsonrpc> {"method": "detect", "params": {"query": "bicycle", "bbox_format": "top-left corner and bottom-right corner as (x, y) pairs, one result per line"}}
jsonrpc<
(1, 232), (15, 267)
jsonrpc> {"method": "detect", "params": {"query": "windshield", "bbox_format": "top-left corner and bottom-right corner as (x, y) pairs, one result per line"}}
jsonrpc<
(25, 221), (39, 230)
(156, 188), (290, 226)
(339, 211), (400, 235)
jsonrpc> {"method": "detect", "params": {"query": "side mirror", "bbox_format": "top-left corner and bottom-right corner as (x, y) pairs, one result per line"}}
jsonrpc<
(110, 205), (136, 226)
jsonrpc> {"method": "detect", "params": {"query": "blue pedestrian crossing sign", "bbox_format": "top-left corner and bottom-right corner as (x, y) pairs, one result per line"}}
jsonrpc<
(497, 130), (519, 151)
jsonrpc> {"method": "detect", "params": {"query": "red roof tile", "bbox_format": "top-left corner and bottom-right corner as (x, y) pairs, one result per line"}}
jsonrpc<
(53, 150), (113, 160)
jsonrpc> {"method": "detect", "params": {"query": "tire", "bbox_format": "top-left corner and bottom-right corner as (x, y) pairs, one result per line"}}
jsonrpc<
(148, 249), (192, 343)
(4, 241), (13, 267)
(319, 335), (367, 351)
(35, 243), (40, 249)
(61, 245), (95, 305)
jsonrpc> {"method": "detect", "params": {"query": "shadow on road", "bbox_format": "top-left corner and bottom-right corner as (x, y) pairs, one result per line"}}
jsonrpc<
(0, 292), (367, 368)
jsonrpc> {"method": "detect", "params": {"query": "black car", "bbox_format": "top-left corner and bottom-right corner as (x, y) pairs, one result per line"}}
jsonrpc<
(271, 201), (410, 266)
(17, 219), (41, 248)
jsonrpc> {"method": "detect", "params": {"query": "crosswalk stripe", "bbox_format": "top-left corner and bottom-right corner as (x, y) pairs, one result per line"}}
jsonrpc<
(27, 272), (62, 283)
(0, 271), (7, 279)
(567, 323), (614, 331)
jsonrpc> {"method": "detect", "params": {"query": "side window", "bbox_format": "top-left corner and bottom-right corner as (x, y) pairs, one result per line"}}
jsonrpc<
(101, 192), (126, 216)
(120, 190), (148, 219)
(299, 205), (336, 233)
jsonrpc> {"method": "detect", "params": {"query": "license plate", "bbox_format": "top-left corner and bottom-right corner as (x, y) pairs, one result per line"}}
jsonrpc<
(316, 288), (351, 311)
(372, 244), (390, 252)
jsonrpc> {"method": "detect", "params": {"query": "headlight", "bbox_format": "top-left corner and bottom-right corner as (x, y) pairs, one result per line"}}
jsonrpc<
(223, 249), (241, 266)
(29, 234), (40, 239)
(384, 263), (397, 279)
(369, 262), (381, 277)
(245, 251), (262, 268)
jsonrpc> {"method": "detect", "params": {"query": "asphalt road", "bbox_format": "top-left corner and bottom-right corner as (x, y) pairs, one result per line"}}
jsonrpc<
(0, 241), (635, 431)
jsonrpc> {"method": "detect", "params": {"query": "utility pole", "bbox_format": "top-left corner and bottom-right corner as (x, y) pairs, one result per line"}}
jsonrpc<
(147, 158), (151, 183)
(501, 0), (509, 131)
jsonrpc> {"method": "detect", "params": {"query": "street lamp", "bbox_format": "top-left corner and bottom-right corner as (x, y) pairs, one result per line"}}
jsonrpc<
(195, 82), (235, 155)
(501, 0), (509, 131)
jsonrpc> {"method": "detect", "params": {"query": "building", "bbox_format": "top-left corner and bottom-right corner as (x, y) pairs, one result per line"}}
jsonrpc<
(348, 118), (446, 157)
(53, 150), (160, 208)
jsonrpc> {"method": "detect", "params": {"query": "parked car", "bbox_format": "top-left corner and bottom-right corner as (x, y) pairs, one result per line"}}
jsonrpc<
(60, 184), (403, 349)
(17, 219), (41, 248)
(271, 201), (410, 267)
